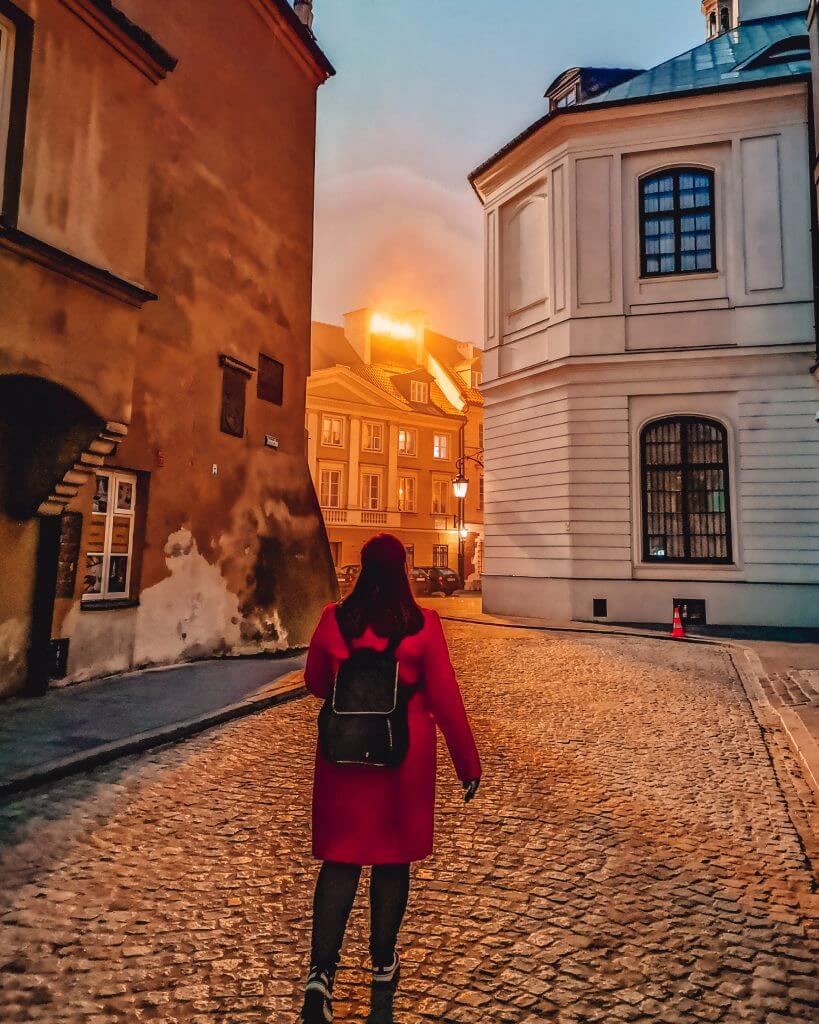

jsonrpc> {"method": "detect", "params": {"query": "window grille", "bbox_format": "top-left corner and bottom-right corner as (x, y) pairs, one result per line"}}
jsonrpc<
(640, 169), (715, 276)
(641, 417), (732, 564)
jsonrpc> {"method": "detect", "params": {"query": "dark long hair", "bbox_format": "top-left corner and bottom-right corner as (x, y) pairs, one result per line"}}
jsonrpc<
(336, 534), (424, 641)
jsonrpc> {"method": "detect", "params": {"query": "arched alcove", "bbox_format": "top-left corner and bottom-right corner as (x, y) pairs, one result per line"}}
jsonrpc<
(0, 374), (104, 520)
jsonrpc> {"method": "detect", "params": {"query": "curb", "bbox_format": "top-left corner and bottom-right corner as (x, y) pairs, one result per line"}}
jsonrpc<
(438, 613), (726, 647)
(0, 671), (307, 802)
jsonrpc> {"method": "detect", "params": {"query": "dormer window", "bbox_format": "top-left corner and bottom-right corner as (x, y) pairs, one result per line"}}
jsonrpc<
(744, 36), (810, 71)
(410, 380), (429, 404)
(550, 85), (578, 111)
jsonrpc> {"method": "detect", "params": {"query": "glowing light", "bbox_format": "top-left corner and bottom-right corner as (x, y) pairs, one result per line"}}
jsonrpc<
(370, 313), (417, 341)
(452, 475), (469, 500)
(459, 526), (469, 540)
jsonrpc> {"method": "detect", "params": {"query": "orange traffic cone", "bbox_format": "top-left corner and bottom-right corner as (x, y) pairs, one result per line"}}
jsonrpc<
(671, 606), (685, 639)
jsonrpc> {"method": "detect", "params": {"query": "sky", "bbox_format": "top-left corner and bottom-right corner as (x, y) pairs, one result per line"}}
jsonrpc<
(311, 0), (704, 343)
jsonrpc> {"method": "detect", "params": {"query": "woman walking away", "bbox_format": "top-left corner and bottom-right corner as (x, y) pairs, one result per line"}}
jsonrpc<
(299, 533), (481, 1024)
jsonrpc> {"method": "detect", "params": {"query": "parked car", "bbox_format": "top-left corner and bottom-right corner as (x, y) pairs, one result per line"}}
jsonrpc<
(417, 566), (462, 596)
(409, 566), (432, 598)
(336, 564), (360, 598)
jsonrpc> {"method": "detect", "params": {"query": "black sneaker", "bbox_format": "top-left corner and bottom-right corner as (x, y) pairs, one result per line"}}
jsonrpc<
(301, 965), (334, 1024)
(366, 953), (400, 1024)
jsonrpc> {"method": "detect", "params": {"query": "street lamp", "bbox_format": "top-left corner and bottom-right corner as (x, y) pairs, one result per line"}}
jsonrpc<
(452, 474), (469, 500)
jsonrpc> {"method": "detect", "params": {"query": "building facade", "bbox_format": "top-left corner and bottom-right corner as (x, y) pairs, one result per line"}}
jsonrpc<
(471, 0), (819, 628)
(0, 0), (336, 698)
(308, 310), (484, 580)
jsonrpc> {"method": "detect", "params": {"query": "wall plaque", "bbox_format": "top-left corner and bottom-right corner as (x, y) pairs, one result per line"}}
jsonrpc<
(258, 353), (284, 405)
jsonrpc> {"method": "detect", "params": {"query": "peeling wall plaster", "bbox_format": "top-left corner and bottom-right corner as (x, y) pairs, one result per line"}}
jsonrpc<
(0, 618), (29, 698)
(134, 528), (242, 666)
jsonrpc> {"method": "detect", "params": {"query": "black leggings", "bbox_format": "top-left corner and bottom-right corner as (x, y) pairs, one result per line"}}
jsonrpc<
(310, 861), (410, 971)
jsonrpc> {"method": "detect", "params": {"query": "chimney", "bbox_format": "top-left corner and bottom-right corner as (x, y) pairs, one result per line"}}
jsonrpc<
(294, 0), (314, 29)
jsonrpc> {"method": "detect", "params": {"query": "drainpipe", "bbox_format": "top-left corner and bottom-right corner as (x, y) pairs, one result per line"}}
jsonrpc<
(806, 71), (819, 373)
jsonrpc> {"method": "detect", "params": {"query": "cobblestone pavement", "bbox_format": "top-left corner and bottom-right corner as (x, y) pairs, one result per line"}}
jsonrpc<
(1, 622), (818, 1023)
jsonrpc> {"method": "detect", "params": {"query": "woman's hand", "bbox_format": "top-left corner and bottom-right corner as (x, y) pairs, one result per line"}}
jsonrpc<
(462, 779), (481, 803)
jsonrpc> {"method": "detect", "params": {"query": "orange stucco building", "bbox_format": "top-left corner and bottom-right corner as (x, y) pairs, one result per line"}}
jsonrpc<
(0, 0), (336, 696)
(308, 310), (484, 582)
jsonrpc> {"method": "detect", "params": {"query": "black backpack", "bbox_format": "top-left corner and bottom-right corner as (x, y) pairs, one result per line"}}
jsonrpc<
(318, 633), (412, 768)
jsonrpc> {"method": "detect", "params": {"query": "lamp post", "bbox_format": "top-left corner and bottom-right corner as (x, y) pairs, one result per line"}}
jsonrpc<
(452, 453), (483, 585)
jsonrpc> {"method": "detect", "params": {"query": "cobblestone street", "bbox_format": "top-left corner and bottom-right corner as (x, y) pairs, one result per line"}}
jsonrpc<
(1, 621), (818, 1023)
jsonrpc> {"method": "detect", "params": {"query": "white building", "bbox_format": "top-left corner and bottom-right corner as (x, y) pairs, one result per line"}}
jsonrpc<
(471, 0), (819, 628)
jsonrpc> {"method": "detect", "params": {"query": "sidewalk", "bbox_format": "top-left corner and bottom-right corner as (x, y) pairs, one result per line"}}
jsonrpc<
(0, 653), (306, 798)
(423, 596), (819, 795)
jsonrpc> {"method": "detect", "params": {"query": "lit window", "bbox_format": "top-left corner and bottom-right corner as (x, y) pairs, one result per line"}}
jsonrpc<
(398, 427), (417, 456)
(641, 417), (732, 564)
(432, 478), (449, 515)
(433, 433), (450, 460)
(432, 544), (449, 568)
(319, 468), (342, 508)
(82, 471), (137, 602)
(361, 471), (382, 510)
(398, 475), (417, 513)
(321, 415), (344, 447)
(640, 169), (715, 277)
(362, 421), (383, 452)
(410, 380), (429, 404)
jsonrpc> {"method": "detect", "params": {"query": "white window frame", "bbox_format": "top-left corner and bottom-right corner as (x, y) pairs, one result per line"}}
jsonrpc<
(321, 415), (345, 448)
(410, 380), (429, 404)
(397, 473), (417, 513)
(362, 420), (384, 453)
(0, 13), (16, 210)
(360, 469), (383, 511)
(398, 426), (418, 457)
(432, 544), (449, 568)
(433, 433), (451, 460)
(319, 465), (344, 509)
(431, 476), (450, 515)
(82, 470), (137, 603)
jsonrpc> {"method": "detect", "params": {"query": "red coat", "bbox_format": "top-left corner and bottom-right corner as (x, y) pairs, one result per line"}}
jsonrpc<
(305, 604), (481, 865)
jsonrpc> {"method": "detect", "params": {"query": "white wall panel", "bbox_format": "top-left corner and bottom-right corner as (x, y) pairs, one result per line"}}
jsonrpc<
(740, 135), (784, 292)
(575, 156), (613, 307)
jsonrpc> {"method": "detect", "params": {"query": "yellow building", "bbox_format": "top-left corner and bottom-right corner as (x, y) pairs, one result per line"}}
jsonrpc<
(308, 310), (484, 584)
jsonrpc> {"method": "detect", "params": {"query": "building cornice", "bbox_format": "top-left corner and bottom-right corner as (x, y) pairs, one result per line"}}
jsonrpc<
(0, 219), (157, 307)
(482, 343), (816, 400)
(245, 0), (335, 85)
(59, 0), (178, 84)
(470, 76), (809, 202)
(306, 392), (466, 429)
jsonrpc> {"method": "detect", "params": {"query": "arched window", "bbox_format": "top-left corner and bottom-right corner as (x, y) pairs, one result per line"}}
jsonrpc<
(709, 12), (717, 37)
(719, 4), (731, 32)
(641, 417), (732, 564)
(640, 168), (715, 277)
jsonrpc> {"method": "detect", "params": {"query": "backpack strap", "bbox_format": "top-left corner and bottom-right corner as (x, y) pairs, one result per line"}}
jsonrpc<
(384, 634), (402, 657)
